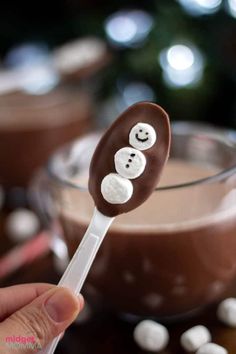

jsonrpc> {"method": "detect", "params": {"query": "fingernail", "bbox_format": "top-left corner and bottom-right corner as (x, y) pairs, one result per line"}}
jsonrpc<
(44, 288), (80, 323)
(78, 294), (84, 310)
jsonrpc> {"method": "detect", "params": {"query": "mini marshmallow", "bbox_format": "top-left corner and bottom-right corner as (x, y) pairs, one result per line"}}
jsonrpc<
(114, 147), (146, 179)
(196, 343), (228, 354)
(129, 122), (157, 151)
(217, 298), (236, 327)
(101, 173), (133, 204)
(5, 208), (40, 242)
(180, 325), (211, 352)
(133, 320), (169, 352)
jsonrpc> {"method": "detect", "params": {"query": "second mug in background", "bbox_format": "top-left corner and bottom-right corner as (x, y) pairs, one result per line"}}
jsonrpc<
(0, 87), (92, 189)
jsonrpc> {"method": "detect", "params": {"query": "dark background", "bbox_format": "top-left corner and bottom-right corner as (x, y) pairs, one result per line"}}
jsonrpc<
(1, 0), (236, 128)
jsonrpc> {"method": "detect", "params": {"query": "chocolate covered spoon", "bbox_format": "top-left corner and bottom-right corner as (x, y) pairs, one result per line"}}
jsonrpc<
(41, 102), (171, 354)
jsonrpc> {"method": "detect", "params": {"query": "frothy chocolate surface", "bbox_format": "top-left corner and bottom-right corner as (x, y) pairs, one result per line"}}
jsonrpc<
(61, 160), (236, 318)
(89, 102), (171, 217)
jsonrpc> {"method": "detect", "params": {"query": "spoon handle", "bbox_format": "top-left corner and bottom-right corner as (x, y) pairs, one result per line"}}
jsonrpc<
(40, 208), (114, 354)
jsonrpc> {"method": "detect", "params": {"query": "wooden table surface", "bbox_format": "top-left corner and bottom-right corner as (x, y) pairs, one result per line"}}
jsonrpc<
(0, 211), (236, 354)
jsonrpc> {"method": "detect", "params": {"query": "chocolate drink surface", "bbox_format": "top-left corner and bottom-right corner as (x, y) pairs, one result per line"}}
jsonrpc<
(60, 159), (236, 318)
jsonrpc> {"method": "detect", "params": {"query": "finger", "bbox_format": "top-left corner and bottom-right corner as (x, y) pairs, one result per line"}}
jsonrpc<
(0, 283), (55, 321)
(0, 287), (84, 353)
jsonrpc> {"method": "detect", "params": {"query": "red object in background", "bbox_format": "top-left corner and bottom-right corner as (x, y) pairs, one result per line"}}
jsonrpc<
(0, 231), (51, 280)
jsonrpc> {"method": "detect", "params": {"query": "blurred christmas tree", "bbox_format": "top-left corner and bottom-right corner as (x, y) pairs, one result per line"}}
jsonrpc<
(0, 0), (236, 128)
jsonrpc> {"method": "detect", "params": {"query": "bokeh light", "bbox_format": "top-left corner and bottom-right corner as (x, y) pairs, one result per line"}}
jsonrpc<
(159, 43), (204, 88)
(19, 65), (59, 95)
(4, 43), (59, 95)
(0, 70), (20, 94)
(227, 0), (236, 17)
(98, 81), (155, 126)
(167, 45), (194, 71)
(4, 43), (49, 68)
(177, 0), (222, 15)
(118, 81), (155, 107)
(105, 10), (153, 47)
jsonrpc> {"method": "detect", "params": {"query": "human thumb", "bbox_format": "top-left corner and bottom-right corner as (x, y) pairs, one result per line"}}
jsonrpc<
(0, 287), (83, 353)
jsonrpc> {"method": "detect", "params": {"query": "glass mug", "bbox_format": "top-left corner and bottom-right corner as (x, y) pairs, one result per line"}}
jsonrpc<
(46, 122), (236, 321)
(0, 86), (92, 188)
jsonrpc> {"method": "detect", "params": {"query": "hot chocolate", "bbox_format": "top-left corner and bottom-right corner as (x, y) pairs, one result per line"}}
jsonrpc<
(59, 158), (236, 318)
(0, 88), (92, 187)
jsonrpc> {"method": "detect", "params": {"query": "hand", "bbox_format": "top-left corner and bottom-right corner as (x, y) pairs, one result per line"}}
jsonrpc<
(0, 283), (84, 353)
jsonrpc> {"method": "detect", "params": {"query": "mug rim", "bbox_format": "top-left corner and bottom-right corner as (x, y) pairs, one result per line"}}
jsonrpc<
(47, 121), (236, 191)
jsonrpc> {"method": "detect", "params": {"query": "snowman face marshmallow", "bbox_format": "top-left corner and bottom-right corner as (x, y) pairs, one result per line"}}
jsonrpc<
(129, 122), (157, 151)
(114, 147), (146, 179)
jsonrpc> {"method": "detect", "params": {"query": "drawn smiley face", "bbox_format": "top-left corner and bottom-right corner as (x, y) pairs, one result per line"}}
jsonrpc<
(129, 122), (157, 151)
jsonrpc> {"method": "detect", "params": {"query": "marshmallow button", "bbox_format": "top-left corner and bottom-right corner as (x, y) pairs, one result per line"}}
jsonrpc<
(129, 122), (157, 151)
(180, 325), (211, 352)
(133, 320), (169, 352)
(217, 298), (236, 327)
(114, 147), (146, 179)
(101, 173), (133, 204)
(196, 343), (228, 354)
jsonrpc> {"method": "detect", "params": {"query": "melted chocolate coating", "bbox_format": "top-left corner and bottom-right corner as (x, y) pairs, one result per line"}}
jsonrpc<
(89, 102), (171, 217)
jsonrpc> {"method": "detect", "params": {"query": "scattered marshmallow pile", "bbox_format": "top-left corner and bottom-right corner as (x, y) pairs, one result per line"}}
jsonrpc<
(181, 326), (227, 354)
(133, 297), (236, 353)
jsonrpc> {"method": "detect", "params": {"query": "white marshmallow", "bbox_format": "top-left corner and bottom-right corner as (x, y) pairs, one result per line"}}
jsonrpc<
(6, 208), (40, 242)
(133, 320), (169, 352)
(180, 325), (211, 352)
(196, 343), (228, 354)
(217, 298), (236, 327)
(114, 147), (146, 179)
(129, 122), (157, 151)
(101, 173), (133, 204)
